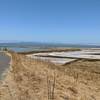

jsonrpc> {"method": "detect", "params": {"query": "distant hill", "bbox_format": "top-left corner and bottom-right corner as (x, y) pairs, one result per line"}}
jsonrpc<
(0, 41), (100, 48)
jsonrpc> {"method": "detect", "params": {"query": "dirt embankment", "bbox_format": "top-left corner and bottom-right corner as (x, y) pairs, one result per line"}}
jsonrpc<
(18, 48), (81, 55)
(0, 52), (100, 100)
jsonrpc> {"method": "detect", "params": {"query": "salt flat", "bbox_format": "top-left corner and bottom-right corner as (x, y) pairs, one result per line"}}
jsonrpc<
(28, 55), (76, 65)
(28, 48), (100, 65)
(48, 49), (100, 59)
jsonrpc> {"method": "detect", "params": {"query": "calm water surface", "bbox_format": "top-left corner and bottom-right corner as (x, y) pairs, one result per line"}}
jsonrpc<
(0, 52), (10, 79)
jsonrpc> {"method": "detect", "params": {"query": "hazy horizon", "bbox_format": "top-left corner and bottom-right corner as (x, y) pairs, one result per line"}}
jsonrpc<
(0, 40), (100, 46)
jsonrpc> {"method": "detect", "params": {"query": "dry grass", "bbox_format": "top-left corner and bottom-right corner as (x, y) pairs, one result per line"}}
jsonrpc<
(0, 52), (100, 100)
(19, 48), (81, 55)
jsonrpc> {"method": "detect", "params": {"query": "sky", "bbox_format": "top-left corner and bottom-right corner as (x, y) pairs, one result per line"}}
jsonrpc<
(0, 0), (100, 44)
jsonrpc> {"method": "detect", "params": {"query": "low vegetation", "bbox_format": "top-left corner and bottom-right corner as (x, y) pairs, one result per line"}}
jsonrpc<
(0, 52), (100, 100)
(19, 48), (81, 55)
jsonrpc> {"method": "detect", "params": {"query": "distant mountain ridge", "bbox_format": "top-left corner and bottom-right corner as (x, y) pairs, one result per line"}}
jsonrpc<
(0, 41), (100, 48)
(0, 40), (21, 43)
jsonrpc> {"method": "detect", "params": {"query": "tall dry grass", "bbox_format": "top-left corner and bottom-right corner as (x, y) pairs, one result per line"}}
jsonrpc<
(0, 52), (100, 100)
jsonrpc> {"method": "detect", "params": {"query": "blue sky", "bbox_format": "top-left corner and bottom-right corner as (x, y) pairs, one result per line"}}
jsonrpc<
(0, 0), (100, 44)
